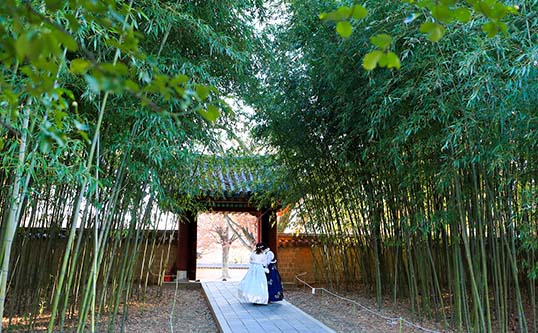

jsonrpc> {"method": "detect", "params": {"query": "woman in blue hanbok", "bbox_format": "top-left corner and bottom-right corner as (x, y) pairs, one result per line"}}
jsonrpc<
(264, 245), (284, 302)
(238, 243), (269, 304)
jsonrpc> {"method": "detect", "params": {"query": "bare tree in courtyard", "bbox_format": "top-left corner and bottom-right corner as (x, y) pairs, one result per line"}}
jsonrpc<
(202, 213), (257, 281)
(212, 223), (237, 280)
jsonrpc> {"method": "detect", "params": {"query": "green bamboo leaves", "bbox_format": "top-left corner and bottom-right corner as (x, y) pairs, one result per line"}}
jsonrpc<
(319, 4), (367, 38)
(14, 28), (78, 62)
(482, 21), (508, 37)
(68, 59), (222, 122)
(256, 0), (538, 331)
(70, 59), (92, 74)
(195, 84), (221, 122)
(419, 22), (446, 42)
(336, 21), (353, 38)
(407, 0), (517, 41)
(321, 0), (518, 71)
(320, 3), (400, 71)
(199, 105), (221, 122)
(363, 34), (400, 70)
(0, 0), (261, 330)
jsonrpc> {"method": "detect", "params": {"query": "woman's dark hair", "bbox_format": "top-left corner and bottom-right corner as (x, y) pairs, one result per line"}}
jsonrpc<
(255, 242), (266, 254)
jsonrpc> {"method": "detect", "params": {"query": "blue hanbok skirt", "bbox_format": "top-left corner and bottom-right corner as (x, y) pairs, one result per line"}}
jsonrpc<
(266, 263), (284, 302)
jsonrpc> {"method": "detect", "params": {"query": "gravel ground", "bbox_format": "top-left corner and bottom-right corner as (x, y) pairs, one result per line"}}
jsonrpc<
(113, 285), (219, 333)
(285, 286), (451, 333)
(2, 285), (219, 333)
(118, 284), (449, 333)
(4, 284), (450, 332)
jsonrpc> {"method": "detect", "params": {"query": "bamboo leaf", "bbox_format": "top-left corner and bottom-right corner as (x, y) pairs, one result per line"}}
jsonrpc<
(351, 5), (367, 19)
(370, 34), (392, 50)
(337, 6), (351, 18)
(419, 22), (445, 42)
(198, 105), (220, 122)
(385, 51), (401, 69)
(453, 8), (471, 22)
(70, 59), (91, 74)
(336, 21), (353, 38)
(196, 84), (210, 101)
(482, 22), (498, 38)
(362, 50), (383, 70)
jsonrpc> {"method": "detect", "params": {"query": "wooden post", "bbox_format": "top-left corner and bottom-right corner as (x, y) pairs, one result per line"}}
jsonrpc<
(176, 211), (197, 281)
(187, 213), (197, 281)
(268, 211), (278, 260)
(256, 211), (262, 243)
(261, 209), (278, 260)
(176, 218), (189, 281)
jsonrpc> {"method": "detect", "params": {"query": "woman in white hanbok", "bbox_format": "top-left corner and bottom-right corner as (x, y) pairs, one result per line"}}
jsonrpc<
(238, 243), (269, 304)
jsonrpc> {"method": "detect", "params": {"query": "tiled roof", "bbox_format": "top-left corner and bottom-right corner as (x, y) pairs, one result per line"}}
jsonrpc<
(186, 155), (277, 201)
(278, 233), (319, 247)
(161, 155), (281, 212)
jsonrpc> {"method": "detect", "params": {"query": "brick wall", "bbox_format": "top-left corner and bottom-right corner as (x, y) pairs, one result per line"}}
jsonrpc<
(277, 233), (323, 284)
(134, 231), (325, 285)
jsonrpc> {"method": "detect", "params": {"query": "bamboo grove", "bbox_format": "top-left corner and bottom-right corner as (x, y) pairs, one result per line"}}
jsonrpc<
(0, 0), (263, 331)
(251, 0), (538, 332)
(2, 0), (538, 332)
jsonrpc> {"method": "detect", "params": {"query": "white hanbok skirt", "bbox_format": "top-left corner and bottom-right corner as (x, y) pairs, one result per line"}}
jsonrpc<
(237, 263), (268, 304)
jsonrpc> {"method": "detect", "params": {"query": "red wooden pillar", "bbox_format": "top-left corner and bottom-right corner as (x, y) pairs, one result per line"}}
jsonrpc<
(256, 211), (262, 243)
(176, 219), (189, 280)
(187, 213), (197, 281)
(268, 213), (278, 260)
(176, 211), (197, 280)
(261, 209), (278, 260)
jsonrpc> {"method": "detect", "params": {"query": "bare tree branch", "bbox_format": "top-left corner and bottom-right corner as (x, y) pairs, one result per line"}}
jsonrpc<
(0, 118), (21, 139)
(225, 214), (255, 249)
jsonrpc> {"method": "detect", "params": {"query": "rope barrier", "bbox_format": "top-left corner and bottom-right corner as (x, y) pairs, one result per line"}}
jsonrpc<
(294, 272), (443, 333)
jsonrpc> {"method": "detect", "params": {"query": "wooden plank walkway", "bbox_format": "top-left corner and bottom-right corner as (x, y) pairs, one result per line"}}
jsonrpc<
(202, 281), (335, 333)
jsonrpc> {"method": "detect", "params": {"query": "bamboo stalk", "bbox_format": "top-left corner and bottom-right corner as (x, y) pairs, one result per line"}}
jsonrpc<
(454, 174), (486, 332)
(0, 101), (31, 329)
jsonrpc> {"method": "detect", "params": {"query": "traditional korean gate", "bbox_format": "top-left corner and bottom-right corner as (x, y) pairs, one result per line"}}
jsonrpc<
(168, 156), (279, 281)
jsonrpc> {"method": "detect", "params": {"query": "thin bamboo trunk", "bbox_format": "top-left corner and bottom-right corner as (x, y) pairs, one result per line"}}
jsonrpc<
(0, 102), (30, 328)
(454, 175), (486, 332)
(50, 4), (132, 328)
